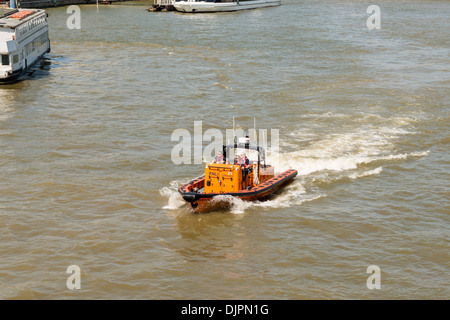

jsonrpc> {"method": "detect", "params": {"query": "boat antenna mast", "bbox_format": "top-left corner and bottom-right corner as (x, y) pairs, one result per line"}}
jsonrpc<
(233, 116), (237, 145)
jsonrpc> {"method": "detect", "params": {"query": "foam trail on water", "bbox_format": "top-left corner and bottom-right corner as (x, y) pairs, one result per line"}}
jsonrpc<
(273, 151), (429, 177)
(270, 124), (430, 176)
(349, 167), (383, 179)
(211, 195), (253, 215)
(160, 181), (187, 210)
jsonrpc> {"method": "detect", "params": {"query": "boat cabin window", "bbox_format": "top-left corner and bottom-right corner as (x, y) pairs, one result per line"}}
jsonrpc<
(1, 54), (9, 66)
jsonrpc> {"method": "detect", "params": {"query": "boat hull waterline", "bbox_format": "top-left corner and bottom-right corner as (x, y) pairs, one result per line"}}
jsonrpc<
(178, 168), (298, 213)
(174, 0), (281, 13)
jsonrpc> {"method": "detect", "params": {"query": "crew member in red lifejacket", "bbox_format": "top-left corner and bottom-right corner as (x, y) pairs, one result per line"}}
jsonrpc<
(212, 151), (225, 164)
(239, 152), (251, 183)
(234, 154), (241, 165)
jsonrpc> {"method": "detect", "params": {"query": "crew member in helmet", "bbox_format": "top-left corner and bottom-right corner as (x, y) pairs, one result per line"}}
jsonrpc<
(212, 151), (225, 164)
(234, 154), (241, 165)
(239, 152), (251, 182)
(240, 152), (250, 168)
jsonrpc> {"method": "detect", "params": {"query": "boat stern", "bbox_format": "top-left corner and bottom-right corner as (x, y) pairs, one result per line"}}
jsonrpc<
(0, 32), (15, 81)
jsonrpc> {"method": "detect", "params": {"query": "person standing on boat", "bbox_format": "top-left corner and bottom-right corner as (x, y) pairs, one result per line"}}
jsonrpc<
(212, 151), (225, 164)
(240, 152), (250, 167)
(234, 154), (241, 165)
(239, 152), (251, 182)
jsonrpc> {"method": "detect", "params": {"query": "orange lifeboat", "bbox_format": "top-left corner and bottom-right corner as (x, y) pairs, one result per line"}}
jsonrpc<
(178, 137), (297, 213)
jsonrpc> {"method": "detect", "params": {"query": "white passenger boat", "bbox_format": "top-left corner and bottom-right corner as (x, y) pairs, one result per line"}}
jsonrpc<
(0, 3), (50, 83)
(173, 0), (281, 13)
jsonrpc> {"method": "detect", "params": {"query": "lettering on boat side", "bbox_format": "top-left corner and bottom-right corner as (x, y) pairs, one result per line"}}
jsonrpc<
(66, 5), (81, 30)
(366, 5), (381, 30)
(66, 265), (81, 290)
(16, 15), (47, 37)
(180, 304), (269, 317)
(366, 265), (381, 289)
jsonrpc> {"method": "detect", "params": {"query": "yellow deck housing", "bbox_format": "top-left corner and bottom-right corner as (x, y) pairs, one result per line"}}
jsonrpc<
(204, 163), (243, 193)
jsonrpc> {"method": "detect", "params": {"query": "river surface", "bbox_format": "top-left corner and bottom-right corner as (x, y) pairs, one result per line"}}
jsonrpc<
(0, 0), (448, 299)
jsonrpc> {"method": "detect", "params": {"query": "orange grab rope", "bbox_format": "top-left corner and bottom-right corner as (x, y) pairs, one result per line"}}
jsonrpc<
(9, 10), (35, 20)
